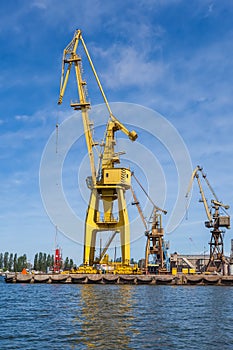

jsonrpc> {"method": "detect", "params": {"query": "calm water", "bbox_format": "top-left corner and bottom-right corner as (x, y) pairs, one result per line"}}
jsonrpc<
(0, 277), (233, 349)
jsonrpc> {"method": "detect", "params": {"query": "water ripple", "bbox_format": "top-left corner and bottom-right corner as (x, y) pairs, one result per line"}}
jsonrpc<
(0, 282), (233, 349)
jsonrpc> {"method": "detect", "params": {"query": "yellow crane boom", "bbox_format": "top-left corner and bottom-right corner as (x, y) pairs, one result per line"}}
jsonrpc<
(58, 29), (96, 185)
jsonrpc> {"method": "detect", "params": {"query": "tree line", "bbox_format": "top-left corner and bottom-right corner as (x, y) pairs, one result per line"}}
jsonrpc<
(0, 252), (75, 272)
(0, 252), (27, 272)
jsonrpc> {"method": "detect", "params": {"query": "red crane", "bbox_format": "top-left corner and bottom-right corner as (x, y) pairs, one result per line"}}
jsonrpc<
(53, 248), (62, 273)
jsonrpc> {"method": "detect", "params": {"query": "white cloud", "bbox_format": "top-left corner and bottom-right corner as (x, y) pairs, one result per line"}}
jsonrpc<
(101, 46), (167, 89)
(15, 115), (30, 121)
(31, 0), (47, 10)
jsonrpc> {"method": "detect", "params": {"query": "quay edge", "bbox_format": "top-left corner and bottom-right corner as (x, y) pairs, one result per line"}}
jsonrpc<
(4, 273), (233, 286)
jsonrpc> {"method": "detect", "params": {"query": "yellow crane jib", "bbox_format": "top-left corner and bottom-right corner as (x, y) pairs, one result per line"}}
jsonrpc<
(58, 29), (138, 269)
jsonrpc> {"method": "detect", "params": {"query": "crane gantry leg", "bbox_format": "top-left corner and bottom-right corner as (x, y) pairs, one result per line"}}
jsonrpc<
(206, 229), (224, 272)
(83, 185), (130, 266)
(116, 187), (130, 265)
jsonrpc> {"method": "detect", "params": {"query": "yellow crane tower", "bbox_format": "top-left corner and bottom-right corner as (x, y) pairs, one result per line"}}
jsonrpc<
(186, 165), (230, 272)
(58, 30), (137, 269)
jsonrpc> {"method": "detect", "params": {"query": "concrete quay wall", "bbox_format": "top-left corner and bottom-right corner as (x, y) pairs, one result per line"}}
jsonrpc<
(4, 273), (233, 285)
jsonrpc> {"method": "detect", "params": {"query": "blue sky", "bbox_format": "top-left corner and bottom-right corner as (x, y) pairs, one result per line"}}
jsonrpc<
(1, 0), (233, 265)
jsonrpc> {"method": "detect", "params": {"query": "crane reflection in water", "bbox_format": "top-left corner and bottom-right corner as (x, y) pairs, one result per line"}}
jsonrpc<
(72, 285), (138, 349)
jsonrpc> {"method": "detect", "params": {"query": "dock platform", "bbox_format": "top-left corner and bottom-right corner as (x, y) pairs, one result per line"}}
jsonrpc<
(4, 273), (233, 285)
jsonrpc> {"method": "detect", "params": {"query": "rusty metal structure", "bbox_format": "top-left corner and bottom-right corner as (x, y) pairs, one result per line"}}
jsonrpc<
(145, 209), (170, 274)
(131, 172), (169, 274)
(186, 165), (230, 272)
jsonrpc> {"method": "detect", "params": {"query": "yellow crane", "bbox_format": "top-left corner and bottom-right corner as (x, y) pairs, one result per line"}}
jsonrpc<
(186, 165), (230, 272)
(58, 30), (137, 269)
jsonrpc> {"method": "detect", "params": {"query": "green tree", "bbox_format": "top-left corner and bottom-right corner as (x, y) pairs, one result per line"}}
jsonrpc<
(69, 259), (74, 270)
(64, 257), (69, 270)
(13, 253), (18, 272)
(38, 252), (43, 271)
(3, 252), (9, 270)
(17, 254), (27, 271)
(34, 253), (38, 271)
(23, 254), (27, 268)
(42, 253), (47, 272)
(8, 253), (13, 271)
(0, 253), (3, 269)
(46, 254), (53, 271)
